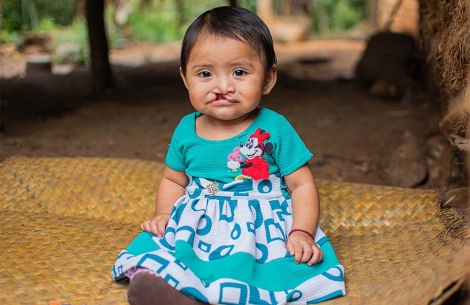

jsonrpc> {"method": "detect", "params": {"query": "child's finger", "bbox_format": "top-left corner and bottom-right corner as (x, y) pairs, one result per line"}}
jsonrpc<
(293, 243), (303, 263)
(308, 246), (323, 265)
(141, 220), (151, 233)
(301, 243), (313, 263)
(318, 248), (323, 262)
(285, 240), (294, 256)
(156, 219), (167, 237)
(148, 221), (158, 236)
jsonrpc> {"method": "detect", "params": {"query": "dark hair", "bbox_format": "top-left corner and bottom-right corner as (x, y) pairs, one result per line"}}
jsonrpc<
(180, 6), (277, 75)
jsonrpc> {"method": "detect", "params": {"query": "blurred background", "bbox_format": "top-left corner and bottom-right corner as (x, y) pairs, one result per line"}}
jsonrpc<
(1, 0), (371, 55)
(0, 1), (469, 301)
(0, 0), (469, 218)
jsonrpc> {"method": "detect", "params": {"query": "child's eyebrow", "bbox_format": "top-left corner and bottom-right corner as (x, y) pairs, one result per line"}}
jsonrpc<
(190, 63), (213, 70)
(189, 61), (255, 71)
(229, 61), (255, 68)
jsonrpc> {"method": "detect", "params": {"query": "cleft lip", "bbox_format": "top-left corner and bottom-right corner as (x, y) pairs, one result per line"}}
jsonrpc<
(212, 93), (235, 103)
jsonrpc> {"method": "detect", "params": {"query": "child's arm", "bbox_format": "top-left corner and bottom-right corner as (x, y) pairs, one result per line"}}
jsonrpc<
(141, 166), (187, 237)
(284, 163), (323, 266)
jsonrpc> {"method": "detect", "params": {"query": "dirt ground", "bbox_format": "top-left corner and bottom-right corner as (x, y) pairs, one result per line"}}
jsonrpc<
(0, 39), (443, 186)
(1, 39), (470, 304)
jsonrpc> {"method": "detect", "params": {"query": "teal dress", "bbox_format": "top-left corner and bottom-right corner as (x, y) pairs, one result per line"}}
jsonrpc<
(112, 108), (346, 304)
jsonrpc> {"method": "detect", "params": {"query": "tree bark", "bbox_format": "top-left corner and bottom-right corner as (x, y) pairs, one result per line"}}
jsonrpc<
(85, 0), (113, 93)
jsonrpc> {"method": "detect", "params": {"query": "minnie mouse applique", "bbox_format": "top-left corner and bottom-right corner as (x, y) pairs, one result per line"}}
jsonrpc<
(238, 128), (273, 180)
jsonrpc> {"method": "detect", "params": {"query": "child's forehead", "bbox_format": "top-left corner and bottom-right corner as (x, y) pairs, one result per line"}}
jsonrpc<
(190, 34), (262, 59)
(195, 33), (247, 47)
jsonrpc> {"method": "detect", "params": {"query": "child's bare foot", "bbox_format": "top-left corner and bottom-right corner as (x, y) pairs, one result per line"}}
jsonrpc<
(127, 272), (207, 305)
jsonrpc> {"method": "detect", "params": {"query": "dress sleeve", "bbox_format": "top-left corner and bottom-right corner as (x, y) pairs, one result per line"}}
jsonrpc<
(165, 119), (187, 172)
(273, 114), (313, 175)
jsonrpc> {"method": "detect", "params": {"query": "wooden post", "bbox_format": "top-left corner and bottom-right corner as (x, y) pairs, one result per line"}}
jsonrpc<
(368, 0), (379, 28)
(283, 0), (294, 16)
(257, 0), (273, 29)
(85, 0), (114, 93)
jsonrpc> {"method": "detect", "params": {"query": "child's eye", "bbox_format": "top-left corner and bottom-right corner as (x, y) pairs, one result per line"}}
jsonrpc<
(233, 69), (246, 77)
(198, 71), (212, 78)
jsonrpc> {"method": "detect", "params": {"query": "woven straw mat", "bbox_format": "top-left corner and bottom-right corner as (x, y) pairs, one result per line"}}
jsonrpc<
(0, 156), (469, 305)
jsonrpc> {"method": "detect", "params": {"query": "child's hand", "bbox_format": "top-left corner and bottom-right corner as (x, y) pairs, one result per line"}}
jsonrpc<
(286, 231), (323, 266)
(141, 213), (170, 238)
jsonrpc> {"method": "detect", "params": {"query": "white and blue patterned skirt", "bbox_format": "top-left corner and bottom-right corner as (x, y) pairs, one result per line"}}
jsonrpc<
(112, 174), (346, 304)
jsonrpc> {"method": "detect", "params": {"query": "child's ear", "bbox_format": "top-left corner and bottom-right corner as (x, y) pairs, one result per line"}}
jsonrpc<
(180, 67), (189, 90)
(263, 65), (277, 95)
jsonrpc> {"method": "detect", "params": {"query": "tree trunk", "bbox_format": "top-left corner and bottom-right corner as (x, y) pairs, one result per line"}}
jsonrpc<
(229, 0), (237, 7)
(85, 0), (113, 93)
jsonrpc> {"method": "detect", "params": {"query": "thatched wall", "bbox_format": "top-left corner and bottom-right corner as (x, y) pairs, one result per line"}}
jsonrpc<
(419, 0), (470, 198)
(420, 0), (470, 101)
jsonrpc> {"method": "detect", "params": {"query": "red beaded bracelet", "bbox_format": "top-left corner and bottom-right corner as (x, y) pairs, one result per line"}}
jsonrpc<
(288, 229), (314, 240)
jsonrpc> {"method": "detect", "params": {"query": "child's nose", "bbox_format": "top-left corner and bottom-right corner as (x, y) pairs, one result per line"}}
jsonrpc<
(216, 76), (235, 93)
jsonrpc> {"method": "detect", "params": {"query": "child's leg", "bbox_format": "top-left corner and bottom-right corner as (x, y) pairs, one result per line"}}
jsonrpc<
(127, 271), (208, 305)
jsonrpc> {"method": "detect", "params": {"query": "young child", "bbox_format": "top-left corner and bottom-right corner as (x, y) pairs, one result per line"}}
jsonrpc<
(112, 6), (345, 305)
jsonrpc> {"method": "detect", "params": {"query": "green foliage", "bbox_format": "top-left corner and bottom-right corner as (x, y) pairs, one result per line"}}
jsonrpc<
(127, 1), (179, 42)
(125, 0), (229, 42)
(117, 0), (259, 43)
(0, 30), (21, 44)
(332, 0), (362, 31)
(1, 0), (78, 32)
(38, 0), (78, 26)
(238, 0), (258, 12)
(311, 0), (368, 35)
(35, 16), (56, 32)
(49, 17), (89, 64)
(0, 0), (368, 61)
(1, 0), (26, 32)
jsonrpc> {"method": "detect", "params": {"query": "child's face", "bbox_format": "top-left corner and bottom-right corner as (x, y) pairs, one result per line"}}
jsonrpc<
(180, 35), (276, 122)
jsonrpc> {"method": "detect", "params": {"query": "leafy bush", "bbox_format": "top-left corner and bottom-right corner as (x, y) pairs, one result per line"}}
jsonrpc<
(35, 17), (56, 32)
(1, 0), (25, 33)
(1, 0), (78, 32)
(0, 0), (368, 61)
(127, 2), (180, 42)
(311, 0), (368, 35)
(126, 0), (228, 42)
(49, 17), (89, 64)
